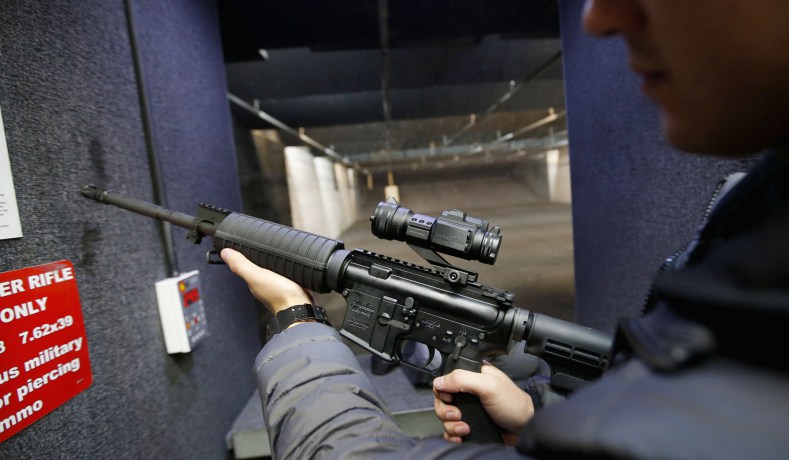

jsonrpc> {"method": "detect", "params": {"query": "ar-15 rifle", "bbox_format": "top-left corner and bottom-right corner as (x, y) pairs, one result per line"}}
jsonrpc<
(81, 185), (612, 444)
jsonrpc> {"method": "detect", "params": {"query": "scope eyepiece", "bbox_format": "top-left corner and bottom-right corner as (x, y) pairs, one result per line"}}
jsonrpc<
(370, 200), (502, 265)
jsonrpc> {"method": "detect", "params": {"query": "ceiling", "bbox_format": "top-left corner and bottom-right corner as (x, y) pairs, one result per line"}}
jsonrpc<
(217, 0), (568, 173)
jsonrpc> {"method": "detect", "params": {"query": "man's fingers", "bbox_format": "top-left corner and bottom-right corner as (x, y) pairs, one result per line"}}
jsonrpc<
(434, 395), (470, 443)
(480, 362), (509, 379)
(221, 248), (262, 281)
(222, 248), (287, 288)
(221, 248), (311, 312)
(434, 369), (495, 398)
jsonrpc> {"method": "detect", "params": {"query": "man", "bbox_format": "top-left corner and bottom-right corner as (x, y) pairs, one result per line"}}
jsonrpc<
(222, 0), (789, 458)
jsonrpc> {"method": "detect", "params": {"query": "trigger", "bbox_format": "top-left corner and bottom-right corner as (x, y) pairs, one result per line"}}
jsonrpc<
(426, 346), (436, 364)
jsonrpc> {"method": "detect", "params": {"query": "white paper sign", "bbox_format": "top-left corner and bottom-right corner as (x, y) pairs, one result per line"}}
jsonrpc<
(0, 105), (22, 239)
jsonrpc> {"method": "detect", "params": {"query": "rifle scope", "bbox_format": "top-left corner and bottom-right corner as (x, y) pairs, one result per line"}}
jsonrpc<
(371, 200), (502, 265)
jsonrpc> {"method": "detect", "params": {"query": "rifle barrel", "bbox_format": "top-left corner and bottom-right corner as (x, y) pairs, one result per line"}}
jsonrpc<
(81, 185), (216, 235)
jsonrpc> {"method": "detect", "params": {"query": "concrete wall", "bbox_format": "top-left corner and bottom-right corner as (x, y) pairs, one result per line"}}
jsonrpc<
(0, 0), (261, 458)
(314, 156), (345, 238)
(284, 146), (327, 234)
(509, 146), (571, 204)
(547, 148), (571, 203)
(284, 146), (358, 238)
(235, 126), (293, 227)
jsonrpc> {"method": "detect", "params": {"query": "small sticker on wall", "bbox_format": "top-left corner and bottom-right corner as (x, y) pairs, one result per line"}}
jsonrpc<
(0, 105), (22, 240)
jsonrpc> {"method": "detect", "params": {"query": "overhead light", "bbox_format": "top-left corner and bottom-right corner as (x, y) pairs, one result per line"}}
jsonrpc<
(258, 48), (269, 61)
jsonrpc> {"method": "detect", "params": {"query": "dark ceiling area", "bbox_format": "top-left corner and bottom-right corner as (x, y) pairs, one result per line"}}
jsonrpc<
(217, 0), (567, 172)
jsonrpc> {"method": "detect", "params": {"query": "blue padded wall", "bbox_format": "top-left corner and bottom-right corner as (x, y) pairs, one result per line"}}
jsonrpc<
(0, 0), (261, 457)
(558, 1), (758, 332)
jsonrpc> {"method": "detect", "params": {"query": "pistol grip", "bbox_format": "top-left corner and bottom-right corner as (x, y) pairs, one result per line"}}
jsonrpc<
(454, 392), (504, 444)
(444, 356), (505, 444)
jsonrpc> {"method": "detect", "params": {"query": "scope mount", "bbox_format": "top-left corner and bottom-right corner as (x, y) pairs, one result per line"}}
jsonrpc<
(408, 243), (478, 285)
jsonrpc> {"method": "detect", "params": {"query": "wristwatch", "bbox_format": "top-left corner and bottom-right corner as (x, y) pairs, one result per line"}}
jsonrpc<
(266, 304), (331, 339)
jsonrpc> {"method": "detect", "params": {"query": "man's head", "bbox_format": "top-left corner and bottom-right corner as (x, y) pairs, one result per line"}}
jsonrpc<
(582, 0), (789, 156)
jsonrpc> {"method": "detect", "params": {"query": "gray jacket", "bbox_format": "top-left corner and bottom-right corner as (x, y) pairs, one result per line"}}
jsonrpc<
(255, 324), (789, 459)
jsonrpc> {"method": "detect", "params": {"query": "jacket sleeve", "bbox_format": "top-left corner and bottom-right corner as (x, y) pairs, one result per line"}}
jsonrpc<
(254, 322), (526, 460)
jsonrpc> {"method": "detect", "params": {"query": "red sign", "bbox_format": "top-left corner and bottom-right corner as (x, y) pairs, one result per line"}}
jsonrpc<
(0, 260), (92, 443)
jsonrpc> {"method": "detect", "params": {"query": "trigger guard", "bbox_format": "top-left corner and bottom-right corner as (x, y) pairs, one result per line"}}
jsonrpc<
(396, 341), (444, 377)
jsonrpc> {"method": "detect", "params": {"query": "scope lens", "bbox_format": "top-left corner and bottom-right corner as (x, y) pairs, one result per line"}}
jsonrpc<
(479, 227), (502, 264)
(371, 200), (412, 240)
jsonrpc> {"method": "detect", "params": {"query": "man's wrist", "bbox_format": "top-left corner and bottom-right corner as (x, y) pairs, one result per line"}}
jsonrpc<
(266, 304), (331, 339)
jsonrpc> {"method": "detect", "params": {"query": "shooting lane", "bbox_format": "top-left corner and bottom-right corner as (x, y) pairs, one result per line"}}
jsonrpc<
(1, 1), (759, 460)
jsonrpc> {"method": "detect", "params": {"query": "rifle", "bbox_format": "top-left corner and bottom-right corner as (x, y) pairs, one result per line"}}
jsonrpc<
(81, 185), (612, 444)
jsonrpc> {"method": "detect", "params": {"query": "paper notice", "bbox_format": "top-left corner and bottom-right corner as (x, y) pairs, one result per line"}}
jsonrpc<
(0, 105), (22, 240)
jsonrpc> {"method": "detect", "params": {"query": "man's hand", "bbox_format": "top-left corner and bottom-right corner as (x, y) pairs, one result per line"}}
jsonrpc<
(221, 248), (312, 314)
(433, 363), (534, 445)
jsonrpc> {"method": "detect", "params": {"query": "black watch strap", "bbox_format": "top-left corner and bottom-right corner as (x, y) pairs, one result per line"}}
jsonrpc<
(267, 304), (331, 338)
